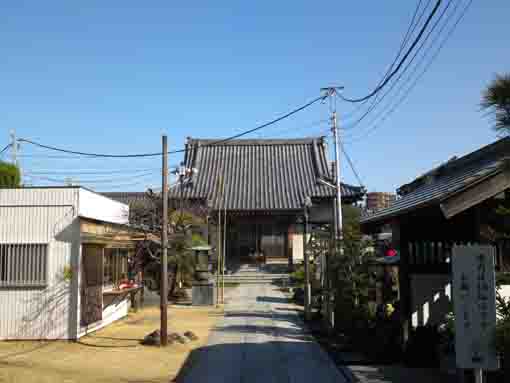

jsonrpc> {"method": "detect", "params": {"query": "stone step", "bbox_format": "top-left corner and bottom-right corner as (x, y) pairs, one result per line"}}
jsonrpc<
(225, 275), (289, 279)
(222, 274), (290, 284)
(221, 279), (289, 285)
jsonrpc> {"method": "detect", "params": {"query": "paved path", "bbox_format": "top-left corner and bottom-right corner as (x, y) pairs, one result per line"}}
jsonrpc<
(180, 284), (348, 383)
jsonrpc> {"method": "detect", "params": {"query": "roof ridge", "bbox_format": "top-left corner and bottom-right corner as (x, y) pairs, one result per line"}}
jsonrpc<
(398, 136), (509, 195)
(189, 137), (324, 146)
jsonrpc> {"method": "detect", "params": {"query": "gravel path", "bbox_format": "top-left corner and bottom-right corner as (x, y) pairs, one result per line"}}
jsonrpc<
(180, 283), (348, 383)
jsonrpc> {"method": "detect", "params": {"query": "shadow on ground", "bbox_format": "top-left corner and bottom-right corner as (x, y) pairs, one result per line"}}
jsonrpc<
(173, 341), (349, 383)
(256, 296), (289, 304)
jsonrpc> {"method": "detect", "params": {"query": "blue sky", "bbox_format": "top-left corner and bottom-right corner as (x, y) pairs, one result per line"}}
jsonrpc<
(0, 1), (508, 192)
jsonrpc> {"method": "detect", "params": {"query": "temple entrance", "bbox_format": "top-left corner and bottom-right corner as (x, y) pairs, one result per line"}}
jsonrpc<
(226, 218), (288, 267)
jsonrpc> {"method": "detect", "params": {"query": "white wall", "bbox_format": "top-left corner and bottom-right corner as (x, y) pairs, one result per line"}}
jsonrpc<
(79, 189), (129, 225)
(291, 225), (304, 263)
(0, 189), (80, 340)
(411, 274), (452, 328)
(291, 224), (312, 264)
(78, 299), (129, 338)
(0, 188), (131, 340)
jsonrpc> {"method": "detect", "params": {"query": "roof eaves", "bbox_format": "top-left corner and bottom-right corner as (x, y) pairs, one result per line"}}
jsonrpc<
(438, 164), (504, 203)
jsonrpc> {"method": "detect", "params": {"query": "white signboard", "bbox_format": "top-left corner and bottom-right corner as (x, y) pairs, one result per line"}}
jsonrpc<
(452, 245), (498, 370)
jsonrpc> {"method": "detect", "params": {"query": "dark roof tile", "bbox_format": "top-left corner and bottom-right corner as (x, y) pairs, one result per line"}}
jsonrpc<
(170, 137), (363, 210)
(361, 137), (510, 225)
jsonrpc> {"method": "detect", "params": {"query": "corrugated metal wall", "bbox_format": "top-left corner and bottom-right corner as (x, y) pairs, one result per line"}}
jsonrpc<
(0, 188), (80, 340)
(0, 188), (77, 207)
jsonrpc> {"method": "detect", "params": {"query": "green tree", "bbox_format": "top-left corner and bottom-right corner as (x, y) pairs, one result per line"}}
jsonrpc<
(330, 205), (374, 329)
(481, 73), (510, 136)
(0, 161), (21, 187)
(131, 196), (207, 298)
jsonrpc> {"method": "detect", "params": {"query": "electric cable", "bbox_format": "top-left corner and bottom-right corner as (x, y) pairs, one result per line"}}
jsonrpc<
(341, 0), (443, 103)
(342, 0), (453, 131)
(0, 144), (11, 156)
(18, 95), (326, 158)
(343, 0), (473, 143)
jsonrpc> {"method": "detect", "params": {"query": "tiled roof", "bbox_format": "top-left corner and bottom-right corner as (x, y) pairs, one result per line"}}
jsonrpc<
(170, 137), (364, 211)
(361, 137), (510, 225)
(101, 192), (151, 207)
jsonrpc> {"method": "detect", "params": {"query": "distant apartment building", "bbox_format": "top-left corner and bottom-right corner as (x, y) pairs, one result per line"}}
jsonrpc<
(366, 192), (396, 211)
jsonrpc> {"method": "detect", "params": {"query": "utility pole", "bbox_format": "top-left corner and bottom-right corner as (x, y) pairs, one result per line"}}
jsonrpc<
(320, 86), (344, 329)
(216, 174), (223, 306)
(161, 135), (169, 346)
(320, 87), (344, 241)
(10, 130), (22, 185)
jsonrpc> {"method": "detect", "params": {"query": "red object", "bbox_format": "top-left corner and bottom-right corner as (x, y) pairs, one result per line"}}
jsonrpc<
(385, 248), (397, 257)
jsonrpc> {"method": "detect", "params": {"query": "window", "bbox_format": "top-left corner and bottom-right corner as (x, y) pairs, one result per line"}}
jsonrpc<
(0, 244), (48, 287)
(103, 248), (128, 287)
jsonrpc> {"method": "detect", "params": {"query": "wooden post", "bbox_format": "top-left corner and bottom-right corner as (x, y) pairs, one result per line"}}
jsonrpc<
(160, 135), (169, 346)
(394, 219), (411, 345)
(216, 210), (221, 305)
(303, 206), (311, 321)
(474, 368), (483, 383)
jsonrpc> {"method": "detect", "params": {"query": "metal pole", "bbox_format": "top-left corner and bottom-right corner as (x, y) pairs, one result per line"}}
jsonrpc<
(10, 130), (16, 165)
(216, 209), (221, 305)
(222, 208), (226, 303)
(303, 207), (311, 321)
(320, 87), (344, 242)
(10, 130), (22, 185)
(474, 369), (483, 383)
(332, 109), (343, 241)
(160, 135), (169, 346)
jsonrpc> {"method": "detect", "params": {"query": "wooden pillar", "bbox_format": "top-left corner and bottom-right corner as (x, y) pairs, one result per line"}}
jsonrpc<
(393, 219), (411, 345)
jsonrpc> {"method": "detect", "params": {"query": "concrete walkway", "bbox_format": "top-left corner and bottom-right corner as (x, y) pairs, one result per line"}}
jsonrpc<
(179, 284), (348, 383)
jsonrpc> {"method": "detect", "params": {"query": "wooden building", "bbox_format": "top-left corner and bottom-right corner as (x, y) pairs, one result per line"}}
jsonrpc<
(169, 137), (364, 266)
(361, 137), (510, 339)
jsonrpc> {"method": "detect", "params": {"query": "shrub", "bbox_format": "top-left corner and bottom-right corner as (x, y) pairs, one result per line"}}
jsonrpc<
(290, 266), (305, 284)
(497, 272), (510, 286)
(0, 161), (20, 187)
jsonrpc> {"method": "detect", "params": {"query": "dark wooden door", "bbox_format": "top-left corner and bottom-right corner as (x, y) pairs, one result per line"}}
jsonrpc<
(80, 245), (103, 326)
(261, 223), (286, 260)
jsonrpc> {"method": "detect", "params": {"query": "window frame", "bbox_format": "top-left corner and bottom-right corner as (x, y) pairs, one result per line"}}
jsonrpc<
(0, 243), (49, 288)
(102, 248), (128, 290)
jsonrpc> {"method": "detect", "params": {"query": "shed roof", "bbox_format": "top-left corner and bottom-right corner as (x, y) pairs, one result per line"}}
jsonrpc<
(361, 137), (510, 225)
(102, 192), (150, 206)
(170, 137), (364, 211)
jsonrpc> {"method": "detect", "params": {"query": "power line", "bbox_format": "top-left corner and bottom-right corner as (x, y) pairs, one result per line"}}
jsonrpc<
(24, 171), (157, 184)
(18, 153), (157, 160)
(26, 167), (160, 176)
(24, 174), (161, 191)
(256, 119), (329, 138)
(19, 95), (326, 158)
(342, 0), (453, 131)
(339, 141), (365, 188)
(338, 0), (432, 123)
(344, 0), (473, 143)
(341, 0), (443, 103)
(0, 144), (11, 156)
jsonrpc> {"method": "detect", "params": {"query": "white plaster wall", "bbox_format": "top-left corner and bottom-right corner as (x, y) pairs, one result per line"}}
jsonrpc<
(291, 224), (312, 264)
(78, 299), (129, 338)
(499, 285), (510, 299)
(498, 285), (510, 321)
(411, 274), (452, 328)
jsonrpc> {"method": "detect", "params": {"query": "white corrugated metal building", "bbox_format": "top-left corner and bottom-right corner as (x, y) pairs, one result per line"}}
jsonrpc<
(0, 187), (140, 340)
